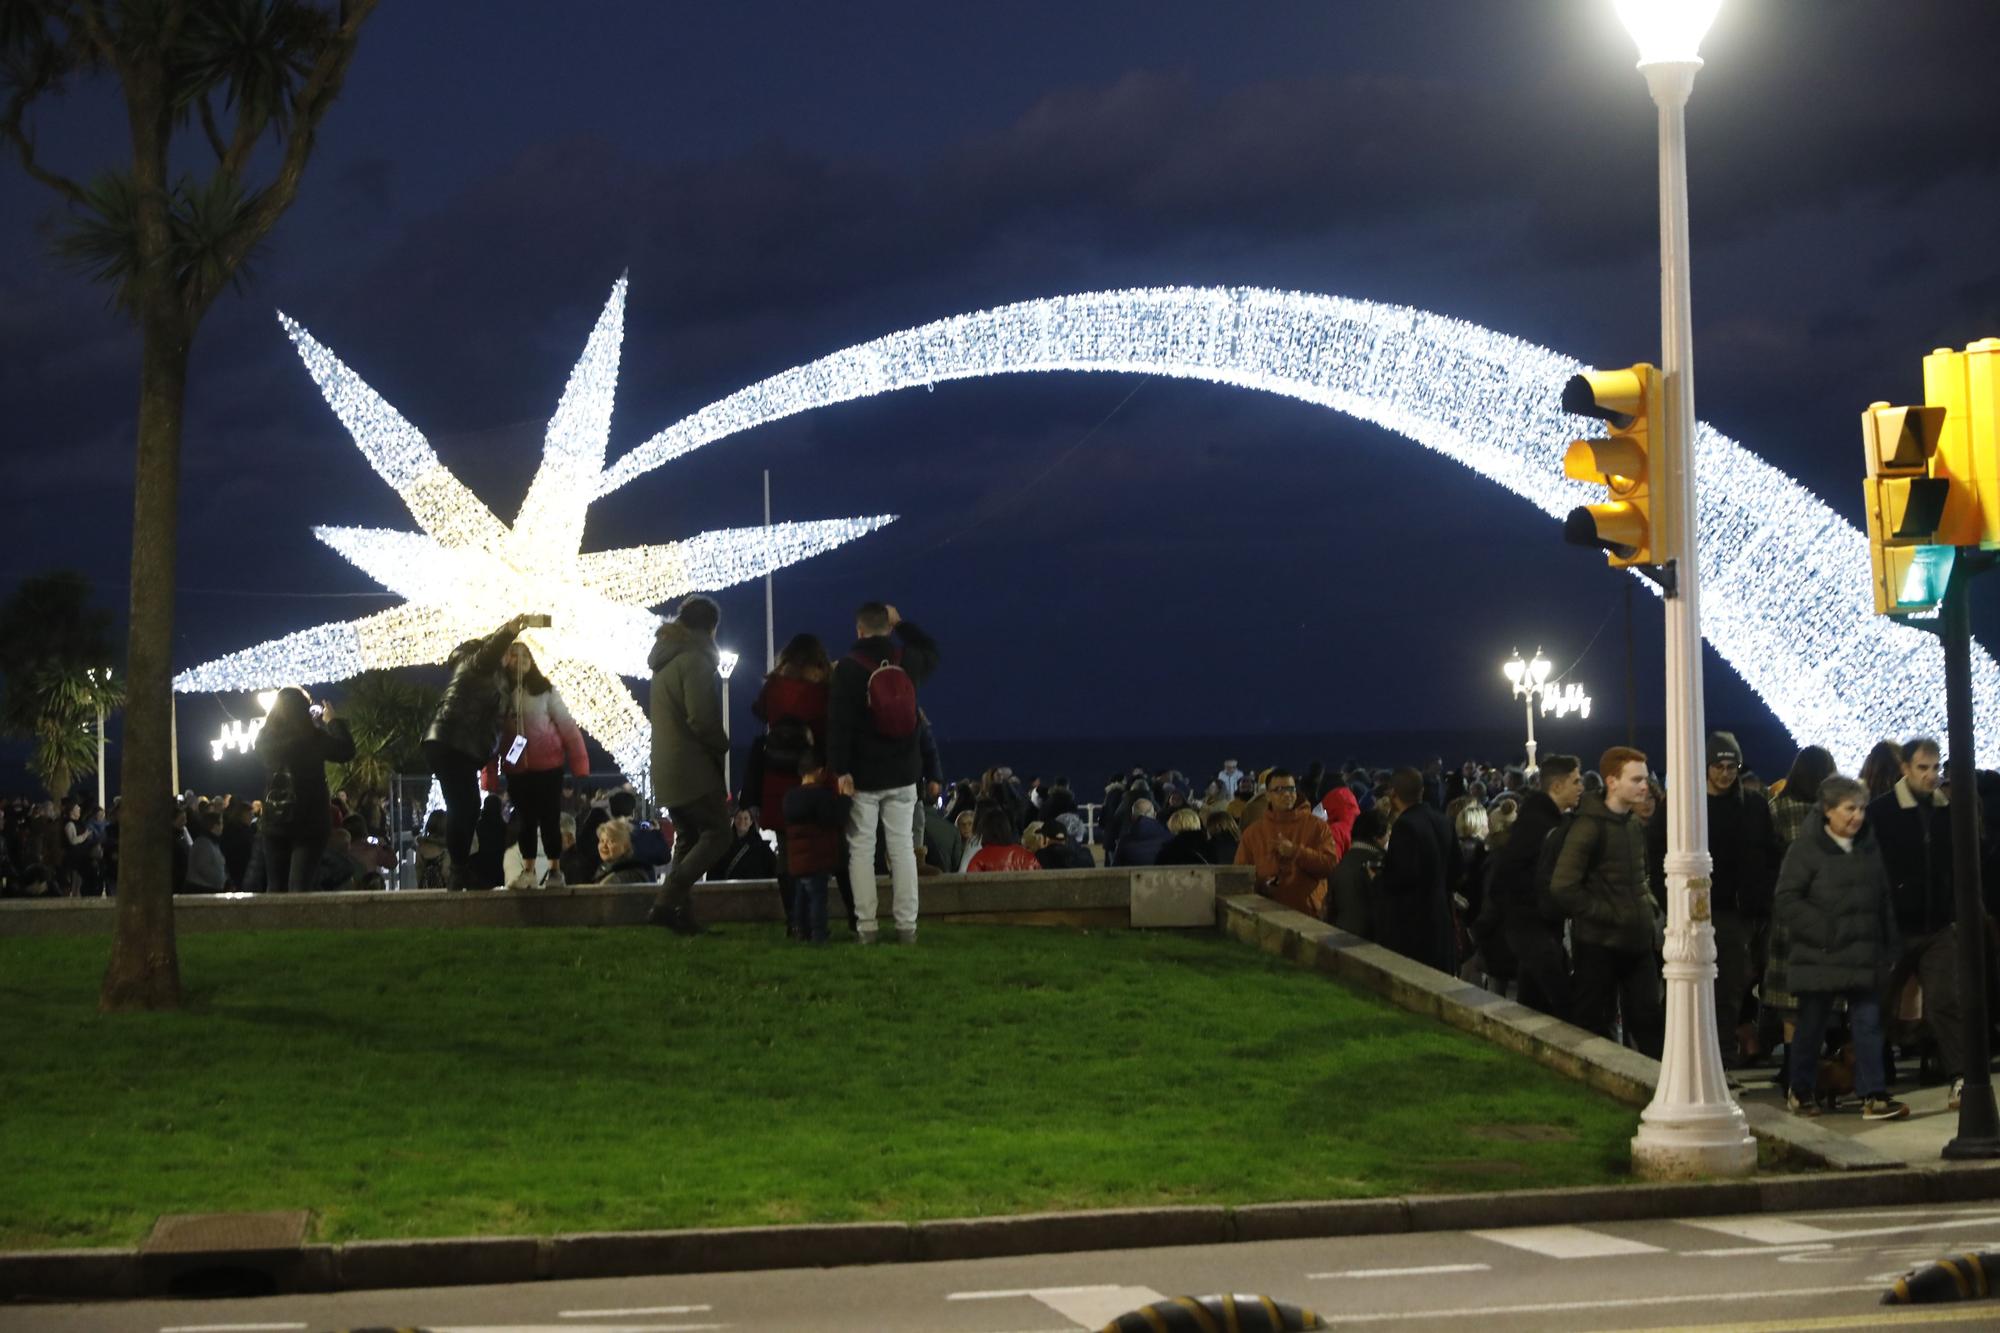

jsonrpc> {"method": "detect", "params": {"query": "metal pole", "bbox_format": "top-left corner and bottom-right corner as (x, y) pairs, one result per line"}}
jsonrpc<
(1523, 693), (1539, 773)
(722, 677), (732, 797)
(96, 701), (106, 811)
(1630, 58), (1755, 1178)
(1941, 558), (2000, 1156)
(763, 469), (776, 675)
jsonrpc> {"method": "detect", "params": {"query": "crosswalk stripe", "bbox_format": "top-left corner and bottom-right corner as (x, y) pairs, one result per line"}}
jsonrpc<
(1469, 1224), (1665, 1259)
(1679, 1216), (1837, 1244)
(1314, 1282), (1881, 1324)
(1308, 1263), (1492, 1279)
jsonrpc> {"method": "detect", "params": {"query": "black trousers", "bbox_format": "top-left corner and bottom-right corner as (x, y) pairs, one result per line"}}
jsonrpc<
(1573, 939), (1664, 1059)
(656, 790), (733, 918)
(261, 830), (325, 894)
(509, 767), (564, 863)
(1504, 916), (1573, 1022)
(422, 739), (484, 879)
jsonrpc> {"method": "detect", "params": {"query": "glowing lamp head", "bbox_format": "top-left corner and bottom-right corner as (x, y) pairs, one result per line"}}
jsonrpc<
(716, 648), (740, 681)
(1530, 650), (1554, 686)
(255, 690), (279, 713)
(1503, 652), (1527, 686)
(1613, 0), (1722, 66)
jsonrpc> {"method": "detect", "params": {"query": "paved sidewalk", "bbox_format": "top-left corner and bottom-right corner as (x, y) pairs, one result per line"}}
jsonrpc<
(1737, 1068), (1994, 1166)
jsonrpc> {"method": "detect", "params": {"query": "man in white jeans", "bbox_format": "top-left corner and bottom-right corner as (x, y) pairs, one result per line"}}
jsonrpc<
(828, 601), (940, 944)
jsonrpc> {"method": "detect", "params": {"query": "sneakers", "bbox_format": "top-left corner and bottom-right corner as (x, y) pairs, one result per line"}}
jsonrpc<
(855, 929), (878, 946)
(506, 866), (535, 891)
(897, 928), (918, 946)
(644, 903), (704, 936)
(540, 869), (565, 890)
(1862, 1096), (1911, 1121)
(1786, 1089), (1822, 1118)
(1950, 1077), (1965, 1111)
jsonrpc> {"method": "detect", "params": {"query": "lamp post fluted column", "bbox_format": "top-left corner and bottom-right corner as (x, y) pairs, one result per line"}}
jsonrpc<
(1628, 51), (1755, 1179)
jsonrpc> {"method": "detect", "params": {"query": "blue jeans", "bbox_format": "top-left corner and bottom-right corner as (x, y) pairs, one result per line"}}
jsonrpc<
(791, 873), (829, 943)
(1791, 989), (1887, 1101)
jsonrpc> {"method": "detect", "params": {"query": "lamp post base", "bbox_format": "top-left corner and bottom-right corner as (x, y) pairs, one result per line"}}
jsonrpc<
(1631, 1118), (1757, 1180)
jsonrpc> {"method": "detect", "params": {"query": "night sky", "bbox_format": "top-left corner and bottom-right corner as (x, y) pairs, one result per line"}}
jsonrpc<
(5, 1), (2000, 788)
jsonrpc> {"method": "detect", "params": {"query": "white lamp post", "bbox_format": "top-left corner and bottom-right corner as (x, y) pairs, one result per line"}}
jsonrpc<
(717, 648), (740, 794)
(86, 667), (112, 810)
(1614, 0), (1756, 1179)
(1502, 648), (1554, 771)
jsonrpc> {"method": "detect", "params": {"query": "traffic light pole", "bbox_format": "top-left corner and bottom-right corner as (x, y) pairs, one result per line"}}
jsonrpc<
(1940, 553), (2000, 1158)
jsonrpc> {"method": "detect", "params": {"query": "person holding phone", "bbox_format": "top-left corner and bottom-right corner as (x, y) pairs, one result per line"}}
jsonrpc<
(423, 613), (534, 889)
(488, 639), (589, 888)
(254, 686), (355, 893)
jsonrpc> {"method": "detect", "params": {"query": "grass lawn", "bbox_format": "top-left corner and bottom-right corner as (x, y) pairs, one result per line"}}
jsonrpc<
(0, 925), (1639, 1249)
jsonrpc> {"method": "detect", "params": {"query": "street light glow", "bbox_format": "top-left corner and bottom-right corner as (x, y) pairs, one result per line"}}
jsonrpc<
(717, 649), (740, 681)
(1613, 0), (1722, 66)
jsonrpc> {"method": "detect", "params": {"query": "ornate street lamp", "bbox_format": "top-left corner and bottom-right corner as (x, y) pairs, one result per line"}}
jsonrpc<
(717, 648), (740, 794)
(1613, 0), (1757, 1179)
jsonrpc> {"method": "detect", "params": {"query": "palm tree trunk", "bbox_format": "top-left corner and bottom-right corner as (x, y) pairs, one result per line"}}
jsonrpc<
(98, 306), (188, 1012)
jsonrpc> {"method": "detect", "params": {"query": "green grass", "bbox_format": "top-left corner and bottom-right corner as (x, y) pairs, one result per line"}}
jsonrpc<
(0, 926), (1638, 1248)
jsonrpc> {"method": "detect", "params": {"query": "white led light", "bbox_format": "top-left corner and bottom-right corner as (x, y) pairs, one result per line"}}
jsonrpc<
(176, 279), (896, 780)
(592, 285), (1997, 771)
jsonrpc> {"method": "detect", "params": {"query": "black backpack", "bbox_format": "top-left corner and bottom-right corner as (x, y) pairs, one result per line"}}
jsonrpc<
(763, 717), (815, 771)
(263, 764), (298, 836)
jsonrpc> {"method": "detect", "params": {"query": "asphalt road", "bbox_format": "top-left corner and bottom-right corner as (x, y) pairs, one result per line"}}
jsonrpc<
(9, 1200), (2000, 1333)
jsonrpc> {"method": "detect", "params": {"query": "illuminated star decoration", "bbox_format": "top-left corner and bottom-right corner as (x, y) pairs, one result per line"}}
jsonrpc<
(174, 276), (895, 778)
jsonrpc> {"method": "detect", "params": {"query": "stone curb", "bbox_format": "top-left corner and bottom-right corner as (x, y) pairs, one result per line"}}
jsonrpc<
(1213, 894), (1907, 1174)
(8, 1168), (2000, 1301)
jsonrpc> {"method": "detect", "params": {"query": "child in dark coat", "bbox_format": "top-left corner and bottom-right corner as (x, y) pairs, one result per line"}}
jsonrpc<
(783, 761), (850, 943)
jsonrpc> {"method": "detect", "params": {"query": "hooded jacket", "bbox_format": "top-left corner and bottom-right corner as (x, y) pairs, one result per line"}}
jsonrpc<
(1549, 791), (1654, 953)
(425, 618), (526, 764)
(1236, 802), (1338, 916)
(1112, 815), (1170, 867)
(1320, 786), (1360, 860)
(1774, 809), (1900, 993)
(648, 623), (729, 808)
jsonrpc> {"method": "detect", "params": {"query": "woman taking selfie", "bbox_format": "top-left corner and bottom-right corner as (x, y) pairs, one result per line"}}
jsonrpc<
(490, 640), (589, 888)
(255, 687), (355, 894)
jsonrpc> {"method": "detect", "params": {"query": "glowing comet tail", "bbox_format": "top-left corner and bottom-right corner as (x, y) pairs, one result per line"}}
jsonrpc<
(175, 276), (895, 779)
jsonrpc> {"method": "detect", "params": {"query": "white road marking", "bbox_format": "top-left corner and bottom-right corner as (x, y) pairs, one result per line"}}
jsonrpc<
(1315, 1282), (1881, 1323)
(1036, 1286), (1167, 1324)
(432, 1325), (726, 1333)
(1469, 1224), (1665, 1259)
(1680, 1216), (1836, 1244)
(161, 1325), (308, 1333)
(1808, 1214), (2000, 1241)
(1683, 1241), (1835, 1257)
(560, 1309), (714, 1320)
(1309, 1263), (1492, 1279)
(949, 1284), (1127, 1300)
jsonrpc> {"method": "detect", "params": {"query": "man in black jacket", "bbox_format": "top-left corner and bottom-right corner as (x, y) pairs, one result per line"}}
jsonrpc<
(1379, 767), (1459, 974)
(1867, 737), (1965, 1105)
(1649, 731), (1779, 1065)
(828, 602), (938, 943)
(1489, 754), (1582, 1020)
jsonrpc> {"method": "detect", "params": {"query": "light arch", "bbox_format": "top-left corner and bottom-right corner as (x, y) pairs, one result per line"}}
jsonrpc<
(599, 285), (1990, 771)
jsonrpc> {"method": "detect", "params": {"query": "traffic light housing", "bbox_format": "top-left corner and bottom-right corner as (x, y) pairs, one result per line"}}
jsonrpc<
(1861, 401), (1953, 616)
(1562, 364), (1659, 568)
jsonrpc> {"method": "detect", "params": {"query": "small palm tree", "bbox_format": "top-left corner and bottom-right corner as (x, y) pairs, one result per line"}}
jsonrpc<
(27, 664), (124, 800)
(330, 670), (440, 803)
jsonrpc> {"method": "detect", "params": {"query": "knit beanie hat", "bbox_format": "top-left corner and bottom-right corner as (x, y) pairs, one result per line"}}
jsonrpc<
(1706, 731), (1743, 766)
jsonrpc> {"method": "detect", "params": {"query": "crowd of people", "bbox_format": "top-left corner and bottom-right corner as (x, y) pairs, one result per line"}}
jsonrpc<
(5, 595), (1993, 1113)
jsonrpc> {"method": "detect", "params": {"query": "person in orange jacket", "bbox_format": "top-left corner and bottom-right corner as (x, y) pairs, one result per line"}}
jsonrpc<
(1235, 768), (1338, 915)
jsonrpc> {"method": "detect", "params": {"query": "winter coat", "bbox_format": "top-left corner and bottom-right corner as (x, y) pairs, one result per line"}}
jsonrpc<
(1488, 791), (1565, 921)
(595, 856), (657, 885)
(425, 619), (524, 763)
(783, 779), (850, 877)
(648, 623), (729, 808)
(709, 830), (777, 882)
(1324, 841), (1383, 937)
(1112, 815), (1171, 867)
(1774, 810), (1900, 994)
(1549, 792), (1655, 954)
(922, 804), (964, 872)
(827, 621), (939, 792)
(1869, 777), (1954, 937)
(1236, 804), (1338, 916)
(1647, 785), (1779, 916)
(967, 843), (1040, 873)
(1156, 829), (1216, 865)
(1035, 840), (1094, 871)
(495, 684), (589, 778)
(255, 716), (356, 839)
(1376, 801), (1457, 972)
(751, 672), (830, 818)
(1320, 786), (1360, 860)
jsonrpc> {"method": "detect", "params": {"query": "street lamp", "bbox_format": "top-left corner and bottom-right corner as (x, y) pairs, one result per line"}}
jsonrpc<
(1502, 648), (1555, 771)
(717, 648), (740, 794)
(1613, 0), (1756, 1179)
(85, 667), (112, 810)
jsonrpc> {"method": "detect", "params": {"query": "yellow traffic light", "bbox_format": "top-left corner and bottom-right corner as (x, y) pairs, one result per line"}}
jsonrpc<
(1922, 340), (2000, 548)
(1861, 400), (1953, 616)
(1562, 364), (1658, 568)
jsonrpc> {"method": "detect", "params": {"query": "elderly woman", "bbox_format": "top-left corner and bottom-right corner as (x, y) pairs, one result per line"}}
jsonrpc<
(593, 817), (657, 885)
(1774, 775), (1907, 1121)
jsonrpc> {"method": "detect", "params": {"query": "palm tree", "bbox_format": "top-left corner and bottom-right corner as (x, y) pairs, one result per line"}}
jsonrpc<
(329, 669), (440, 803)
(2, 1), (382, 1011)
(27, 664), (125, 800)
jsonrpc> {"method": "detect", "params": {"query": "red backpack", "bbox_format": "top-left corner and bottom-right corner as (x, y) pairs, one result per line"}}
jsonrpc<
(849, 648), (918, 739)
